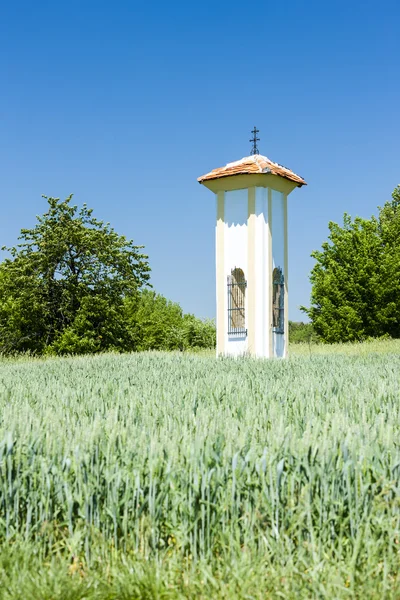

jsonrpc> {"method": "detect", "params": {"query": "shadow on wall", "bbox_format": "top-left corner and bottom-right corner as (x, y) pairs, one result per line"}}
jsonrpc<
(224, 213), (247, 227)
(223, 189), (248, 227)
(223, 189), (269, 226)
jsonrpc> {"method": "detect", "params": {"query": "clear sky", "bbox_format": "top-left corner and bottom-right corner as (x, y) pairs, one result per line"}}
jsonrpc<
(0, 0), (399, 321)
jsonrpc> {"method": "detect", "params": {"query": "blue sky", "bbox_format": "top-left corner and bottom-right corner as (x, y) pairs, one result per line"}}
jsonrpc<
(0, 0), (399, 320)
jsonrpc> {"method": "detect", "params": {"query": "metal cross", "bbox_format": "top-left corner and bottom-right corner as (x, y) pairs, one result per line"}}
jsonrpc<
(249, 126), (260, 155)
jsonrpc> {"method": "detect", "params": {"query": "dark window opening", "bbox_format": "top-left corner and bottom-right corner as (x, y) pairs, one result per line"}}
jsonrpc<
(273, 266), (284, 334)
(227, 268), (247, 336)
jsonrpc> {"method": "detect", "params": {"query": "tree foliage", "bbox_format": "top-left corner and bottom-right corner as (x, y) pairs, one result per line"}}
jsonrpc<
(302, 186), (400, 342)
(125, 290), (216, 352)
(289, 321), (316, 344)
(0, 195), (215, 355)
(0, 195), (151, 354)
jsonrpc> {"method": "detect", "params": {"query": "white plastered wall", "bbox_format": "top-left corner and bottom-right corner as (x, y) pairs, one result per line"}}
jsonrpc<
(224, 189), (248, 356)
(271, 189), (286, 358)
(254, 187), (270, 357)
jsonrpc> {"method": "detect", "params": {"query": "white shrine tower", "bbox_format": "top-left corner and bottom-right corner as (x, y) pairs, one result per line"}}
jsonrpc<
(198, 131), (306, 358)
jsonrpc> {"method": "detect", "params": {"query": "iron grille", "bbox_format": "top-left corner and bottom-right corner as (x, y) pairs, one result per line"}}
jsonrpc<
(273, 266), (284, 334)
(227, 270), (247, 336)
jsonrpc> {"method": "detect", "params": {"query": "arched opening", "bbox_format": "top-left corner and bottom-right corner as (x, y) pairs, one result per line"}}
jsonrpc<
(273, 267), (284, 334)
(227, 267), (247, 336)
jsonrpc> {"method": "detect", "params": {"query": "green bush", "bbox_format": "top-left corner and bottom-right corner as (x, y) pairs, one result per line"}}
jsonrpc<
(125, 289), (216, 351)
(289, 320), (316, 344)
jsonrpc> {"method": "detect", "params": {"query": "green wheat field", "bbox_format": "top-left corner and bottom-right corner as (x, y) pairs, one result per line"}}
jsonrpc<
(1, 340), (400, 599)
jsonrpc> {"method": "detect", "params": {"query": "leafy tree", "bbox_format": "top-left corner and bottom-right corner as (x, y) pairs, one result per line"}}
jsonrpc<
(0, 195), (150, 354)
(302, 186), (400, 342)
(375, 186), (400, 336)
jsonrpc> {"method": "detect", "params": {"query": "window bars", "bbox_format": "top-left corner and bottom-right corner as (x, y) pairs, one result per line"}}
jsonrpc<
(273, 266), (285, 334)
(227, 268), (247, 336)
(227, 267), (284, 337)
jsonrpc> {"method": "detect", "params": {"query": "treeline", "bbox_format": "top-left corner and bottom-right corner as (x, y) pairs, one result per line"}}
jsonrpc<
(7, 183), (396, 352)
(0, 195), (214, 355)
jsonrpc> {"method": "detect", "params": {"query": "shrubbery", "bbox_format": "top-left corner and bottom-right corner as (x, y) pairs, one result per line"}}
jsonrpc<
(288, 321), (316, 344)
(126, 289), (215, 352)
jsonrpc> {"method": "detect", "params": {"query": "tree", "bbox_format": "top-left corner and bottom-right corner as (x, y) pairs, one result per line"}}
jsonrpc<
(0, 195), (150, 354)
(302, 186), (400, 343)
(374, 186), (400, 337)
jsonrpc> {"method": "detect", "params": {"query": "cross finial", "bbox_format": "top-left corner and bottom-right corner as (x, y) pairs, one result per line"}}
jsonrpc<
(249, 126), (260, 155)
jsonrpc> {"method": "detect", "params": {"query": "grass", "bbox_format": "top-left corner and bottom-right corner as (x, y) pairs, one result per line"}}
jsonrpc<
(290, 336), (400, 356)
(1, 341), (400, 598)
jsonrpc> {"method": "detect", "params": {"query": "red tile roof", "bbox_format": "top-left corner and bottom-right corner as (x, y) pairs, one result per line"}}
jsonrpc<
(198, 154), (306, 187)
